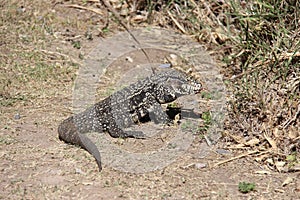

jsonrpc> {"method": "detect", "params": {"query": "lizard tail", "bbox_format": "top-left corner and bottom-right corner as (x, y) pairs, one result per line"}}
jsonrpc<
(58, 117), (102, 171)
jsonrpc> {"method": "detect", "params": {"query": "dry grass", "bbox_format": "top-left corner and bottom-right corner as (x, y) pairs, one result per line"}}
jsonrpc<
(1, 0), (299, 170)
(97, 0), (300, 171)
(0, 0), (299, 199)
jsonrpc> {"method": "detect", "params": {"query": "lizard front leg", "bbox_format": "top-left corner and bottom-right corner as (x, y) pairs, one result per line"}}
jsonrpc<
(148, 101), (172, 125)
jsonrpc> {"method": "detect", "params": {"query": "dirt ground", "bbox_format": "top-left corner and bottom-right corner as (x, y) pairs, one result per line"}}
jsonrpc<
(1, 0), (299, 199)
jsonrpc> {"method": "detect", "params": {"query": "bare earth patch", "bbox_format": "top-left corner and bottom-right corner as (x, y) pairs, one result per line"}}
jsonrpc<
(1, 0), (299, 199)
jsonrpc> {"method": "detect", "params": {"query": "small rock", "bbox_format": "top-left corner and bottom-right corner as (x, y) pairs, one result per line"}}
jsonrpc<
(216, 149), (231, 155)
(75, 168), (85, 175)
(14, 113), (21, 120)
(195, 163), (207, 169)
(159, 63), (171, 68)
(282, 176), (294, 187)
(17, 6), (26, 13)
(125, 56), (133, 62)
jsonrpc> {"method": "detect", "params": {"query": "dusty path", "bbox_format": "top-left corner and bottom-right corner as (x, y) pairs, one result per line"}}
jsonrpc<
(1, 0), (299, 199)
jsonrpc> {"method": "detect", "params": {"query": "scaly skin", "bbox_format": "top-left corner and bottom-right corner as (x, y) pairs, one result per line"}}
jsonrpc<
(58, 69), (202, 171)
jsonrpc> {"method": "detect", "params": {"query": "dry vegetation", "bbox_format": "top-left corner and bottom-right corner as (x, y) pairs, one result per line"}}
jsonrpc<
(0, 0), (299, 199)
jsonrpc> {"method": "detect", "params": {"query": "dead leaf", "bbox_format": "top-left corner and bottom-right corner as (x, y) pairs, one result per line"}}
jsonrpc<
(224, 131), (246, 144)
(82, 181), (93, 185)
(230, 144), (246, 149)
(131, 15), (147, 23)
(195, 163), (207, 169)
(273, 127), (279, 137)
(282, 177), (294, 187)
(288, 163), (300, 172)
(275, 161), (286, 172)
(264, 132), (278, 151)
(254, 170), (271, 175)
(255, 154), (269, 162)
(245, 138), (260, 146)
(274, 188), (285, 193)
(288, 129), (298, 139)
(214, 27), (228, 42)
(266, 158), (274, 165)
(125, 56), (133, 62)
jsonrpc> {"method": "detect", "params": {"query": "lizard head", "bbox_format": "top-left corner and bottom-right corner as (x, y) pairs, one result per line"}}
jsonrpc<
(154, 69), (202, 103)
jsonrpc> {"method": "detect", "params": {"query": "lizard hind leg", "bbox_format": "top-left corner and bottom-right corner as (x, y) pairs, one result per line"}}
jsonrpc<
(107, 123), (147, 139)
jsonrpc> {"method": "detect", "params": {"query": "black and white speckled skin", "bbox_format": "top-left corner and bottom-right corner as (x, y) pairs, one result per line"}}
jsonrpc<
(58, 69), (202, 171)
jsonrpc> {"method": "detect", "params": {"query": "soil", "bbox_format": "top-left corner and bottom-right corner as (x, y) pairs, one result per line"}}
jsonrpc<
(1, 1), (299, 199)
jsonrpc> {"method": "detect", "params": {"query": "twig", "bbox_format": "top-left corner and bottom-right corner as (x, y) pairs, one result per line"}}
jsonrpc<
(64, 1), (153, 72)
(87, 0), (100, 2)
(292, 136), (300, 142)
(213, 150), (259, 167)
(64, 4), (104, 15)
(39, 49), (82, 65)
(231, 51), (300, 80)
(99, 0), (153, 72)
(167, 10), (186, 34)
(282, 103), (300, 129)
(201, 0), (227, 32)
(263, 132), (278, 151)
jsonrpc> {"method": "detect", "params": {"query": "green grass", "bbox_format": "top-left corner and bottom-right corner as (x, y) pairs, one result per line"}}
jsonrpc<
(131, 0), (299, 161)
(100, 0), (299, 159)
(1, 0), (299, 169)
(238, 182), (256, 193)
(0, 49), (77, 105)
(223, 0), (299, 136)
(0, 135), (18, 145)
(0, 1), (80, 106)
